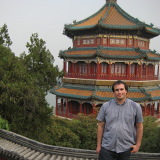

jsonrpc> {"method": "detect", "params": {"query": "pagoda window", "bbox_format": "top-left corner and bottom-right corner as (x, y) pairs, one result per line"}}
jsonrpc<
(68, 100), (80, 115)
(111, 63), (126, 75)
(83, 39), (87, 44)
(97, 38), (100, 45)
(110, 39), (115, 44)
(130, 63), (136, 75)
(138, 40), (145, 47)
(110, 38), (125, 45)
(129, 39), (133, 45)
(148, 64), (154, 76)
(80, 62), (87, 74)
(142, 64), (146, 76)
(103, 38), (107, 44)
(101, 62), (107, 74)
(77, 39), (80, 45)
(68, 61), (72, 74)
(82, 39), (94, 45)
(90, 62), (97, 74)
(90, 39), (94, 44)
(75, 62), (80, 74)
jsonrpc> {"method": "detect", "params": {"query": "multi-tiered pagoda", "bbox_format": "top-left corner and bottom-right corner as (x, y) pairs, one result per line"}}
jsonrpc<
(51, 0), (160, 118)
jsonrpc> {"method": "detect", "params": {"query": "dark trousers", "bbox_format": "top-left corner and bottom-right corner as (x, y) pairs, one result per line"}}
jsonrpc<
(99, 147), (131, 160)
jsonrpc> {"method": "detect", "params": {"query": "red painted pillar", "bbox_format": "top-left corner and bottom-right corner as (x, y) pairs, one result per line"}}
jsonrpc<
(80, 102), (82, 114)
(127, 63), (131, 80)
(107, 63), (111, 80)
(61, 99), (63, 114)
(72, 62), (75, 78)
(92, 104), (97, 114)
(139, 64), (142, 80)
(144, 104), (147, 116)
(153, 65), (155, 79)
(63, 61), (66, 74)
(97, 62), (100, 79)
(146, 65), (148, 80)
(87, 63), (90, 78)
(56, 97), (58, 115)
(157, 65), (159, 80)
(66, 99), (69, 117)
(158, 103), (160, 114)
(152, 104), (155, 116)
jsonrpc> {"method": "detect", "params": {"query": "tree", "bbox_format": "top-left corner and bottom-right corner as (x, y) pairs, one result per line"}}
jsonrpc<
(0, 24), (12, 48)
(46, 115), (97, 150)
(140, 116), (160, 153)
(47, 116), (80, 148)
(68, 114), (97, 150)
(22, 33), (60, 93)
(0, 44), (52, 142)
(0, 116), (9, 130)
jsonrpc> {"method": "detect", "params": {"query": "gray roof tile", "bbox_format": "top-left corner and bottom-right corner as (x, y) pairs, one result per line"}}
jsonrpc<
(0, 129), (160, 160)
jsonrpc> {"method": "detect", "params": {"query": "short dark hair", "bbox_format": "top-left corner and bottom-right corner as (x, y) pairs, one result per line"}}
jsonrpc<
(112, 80), (128, 92)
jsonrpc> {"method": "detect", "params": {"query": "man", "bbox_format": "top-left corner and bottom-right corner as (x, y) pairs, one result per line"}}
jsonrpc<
(96, 80), (143, 160)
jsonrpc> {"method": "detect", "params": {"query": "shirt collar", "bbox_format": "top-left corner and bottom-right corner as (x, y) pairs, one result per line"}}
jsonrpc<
(114, 98), (128, 105)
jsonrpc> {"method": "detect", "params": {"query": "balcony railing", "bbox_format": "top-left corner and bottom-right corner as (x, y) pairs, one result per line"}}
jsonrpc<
(65, 73), (158, 81)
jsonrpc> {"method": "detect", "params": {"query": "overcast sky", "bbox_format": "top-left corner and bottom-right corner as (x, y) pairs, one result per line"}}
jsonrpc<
(1, 0), (160, 70)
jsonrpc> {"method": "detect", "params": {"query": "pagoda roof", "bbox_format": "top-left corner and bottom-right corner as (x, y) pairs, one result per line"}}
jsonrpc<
(59, 47), (160, 61)
(1, 129), (160, 160)
(50, 84), (155, 102)
(64, 1), (160, 38)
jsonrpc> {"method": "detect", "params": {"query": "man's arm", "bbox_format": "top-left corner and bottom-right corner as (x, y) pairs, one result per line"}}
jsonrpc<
(96, 121), (105, 154)
(131, 122), (143, 153)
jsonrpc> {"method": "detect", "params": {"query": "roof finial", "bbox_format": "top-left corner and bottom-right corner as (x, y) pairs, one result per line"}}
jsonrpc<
(106, 0), (117, 4)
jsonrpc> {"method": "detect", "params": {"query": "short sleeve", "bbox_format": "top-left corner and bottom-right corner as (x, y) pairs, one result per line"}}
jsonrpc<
(135, 103), (143, 123)
(96, 103), (107, 122)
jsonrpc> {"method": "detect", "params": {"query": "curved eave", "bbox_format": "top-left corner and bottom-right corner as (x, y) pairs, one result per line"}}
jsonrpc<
(59, 47), (148, 60)
(51, 86), (151, 102)
(64, 2), (160, 39)
(59, 52), (97, 59)
(51, 90), (91, 100)
(146, 88), (160, 101)
(147, 57), (160, 61)
(146, 52), (160, 61)
(150, 96), (160, 101)
(99, 53), (144, 60)
(145, 27), (160, 35)
(66, 24), (143, 31)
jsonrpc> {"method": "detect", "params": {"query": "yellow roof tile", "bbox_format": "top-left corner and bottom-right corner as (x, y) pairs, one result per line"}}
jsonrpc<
(66, 50), (96, 55)
(56, 88), (93, 96)
(102, 6), (135, 26)
(75, 7), (108, 27)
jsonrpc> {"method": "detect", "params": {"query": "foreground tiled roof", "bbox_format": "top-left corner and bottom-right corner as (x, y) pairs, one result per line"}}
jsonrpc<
(59, 47), (160, 61)
(0, 129), (160, 160)
(51, 84), (156, 102)
(64, 1), (160, 38)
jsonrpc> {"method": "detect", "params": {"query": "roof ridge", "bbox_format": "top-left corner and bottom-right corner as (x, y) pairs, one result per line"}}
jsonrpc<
(65, 4), (106, 27)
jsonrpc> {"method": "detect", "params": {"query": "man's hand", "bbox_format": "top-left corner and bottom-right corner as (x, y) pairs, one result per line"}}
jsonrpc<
(131, 145), (140, 153)
(96, 145), (101, 154)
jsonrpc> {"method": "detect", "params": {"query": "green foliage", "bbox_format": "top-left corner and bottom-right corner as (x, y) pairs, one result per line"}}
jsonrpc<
(0, 24), (12, 48)
(140, 116), (160, 153)
(0, 37), (53, 142)
(0, 116), (9, 130)
(47, 117), (80, 148)
(22, 33), (60, 93)
(68, 114), (97, 149)
(46, 115), (97, 150)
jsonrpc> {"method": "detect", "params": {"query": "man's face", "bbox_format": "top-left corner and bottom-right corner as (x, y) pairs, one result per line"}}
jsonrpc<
(113, 83), (127, 100)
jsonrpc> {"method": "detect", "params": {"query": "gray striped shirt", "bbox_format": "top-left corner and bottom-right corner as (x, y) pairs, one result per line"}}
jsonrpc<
(96, 98), (143, 153)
